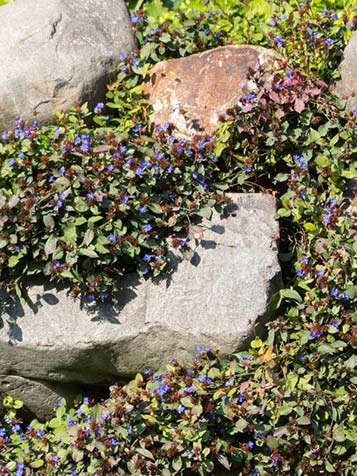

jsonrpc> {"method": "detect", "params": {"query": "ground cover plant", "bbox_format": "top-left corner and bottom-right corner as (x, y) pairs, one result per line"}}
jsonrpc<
(0, 0), (357, 475)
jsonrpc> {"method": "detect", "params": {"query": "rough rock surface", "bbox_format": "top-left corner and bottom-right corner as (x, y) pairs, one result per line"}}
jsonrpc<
(0, 0), (136, 131)
(143, 45), (275, 135)
(0, 194), (281, 418)
(336, 30), (357, 112)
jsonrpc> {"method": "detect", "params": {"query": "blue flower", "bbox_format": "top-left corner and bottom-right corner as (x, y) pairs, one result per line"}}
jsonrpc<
(7, 159), (15, 166)
(138, 206), (147, 213)
(127, 425), (133, 435)
(330, 288), (340, 298)
(121, 195), (129, 204)
(330, 320), (340, 328)
(252, 468), (259, 475)
(107, 233), (116, 243)
(53, 260), (61, 268)
(310, 330), (322, 338)
(135, 167), (144, 176)
(185, 385), (196, 394)
(241, 93), (256, 100)
(36, 428), (45, 437)
(187, 450), (194, 459)
(274, 34), (284, 48)
(16, 464), (24, 476)
(131, 58), (140, 66)
(342, 291), (350, 301)
(132, 123), (142, 133)
(58, 192), (65, 200)
(81, 142), (90, 153)
(143, 254), (151, 262)
(331, 12), (338, 20)
(353, 109), (357, 117)
(296, 270), (305, 277)
(56, 200), (63, 208)
(54, 127), (62, 136)
(94, 102), (104, 113)
(143, 224), (152, 233)
(244, 166), (252, 174)
(86, 193), (94, 200)
(59, 166), (66, 176)
(83, 397), (89, 405)
(301, 257), (309, 264)
(247, 441), (254, 449)
(1, 131), (8, 141)
(293, 154), (308, 169)
(88, 294), (95, 302)
(195, 345), (211, 353)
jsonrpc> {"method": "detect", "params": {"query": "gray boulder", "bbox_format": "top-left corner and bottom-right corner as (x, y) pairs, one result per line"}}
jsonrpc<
(0, 194), (281, 419)
(336, 30), (357, 112)
(0, 0), (136, 131)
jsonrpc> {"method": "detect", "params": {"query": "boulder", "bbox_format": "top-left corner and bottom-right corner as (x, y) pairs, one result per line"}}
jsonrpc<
(143, 45), (275, 135)
(0, 0), (136, 131)
(336, 30), (357, 112)
(0, 194), (281, 419)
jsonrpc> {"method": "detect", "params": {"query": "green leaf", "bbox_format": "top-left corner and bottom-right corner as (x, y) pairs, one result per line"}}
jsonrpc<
(149, 203), (162, 214)
(297, 416), (311, 425)
(8, 255), (20, 267)
(303, 222), (316, 232)
(43, 215), (55, 229)
(345, 355), (357, 369)
(63, 224), (77, 245)
(325, 461), (335, 473)
(30, 460), (44, 468)
(83, 229), (95, 246)
(333, 423), (345, 442)
(44, 236), (58, 256)
(172, 457), (182, 472)
(78, 248), (99, 258)
(180, 397), (194, 408)
(280, 288), (302, 303)
(136, 448), (154, 460)
(317, 344), (337, 355)
(196, 207), (212, 219)
(315, 156), (330, 168)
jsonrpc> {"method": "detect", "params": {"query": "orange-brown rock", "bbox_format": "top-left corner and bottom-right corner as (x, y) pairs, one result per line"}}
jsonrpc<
(143, 45), (275, 136)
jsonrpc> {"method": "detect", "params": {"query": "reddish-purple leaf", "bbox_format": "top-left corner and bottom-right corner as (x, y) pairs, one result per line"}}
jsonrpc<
(294, 98), (305, 113)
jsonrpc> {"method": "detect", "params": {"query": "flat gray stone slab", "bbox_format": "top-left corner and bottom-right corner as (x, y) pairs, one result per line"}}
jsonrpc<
(0, 193), (281, 418)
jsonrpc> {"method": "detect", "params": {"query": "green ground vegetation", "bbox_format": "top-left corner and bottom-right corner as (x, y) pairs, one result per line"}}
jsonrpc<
(0, 1), (357, 475)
